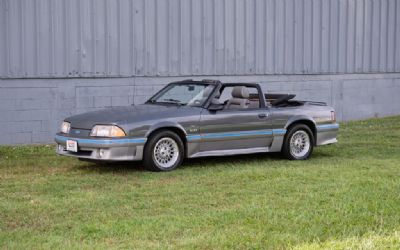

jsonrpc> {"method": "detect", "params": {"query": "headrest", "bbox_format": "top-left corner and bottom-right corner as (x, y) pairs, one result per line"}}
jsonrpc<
(231, 86), (249, 99)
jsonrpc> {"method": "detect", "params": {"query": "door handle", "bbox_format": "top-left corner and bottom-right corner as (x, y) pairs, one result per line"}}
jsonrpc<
(258, 113), (268, 119)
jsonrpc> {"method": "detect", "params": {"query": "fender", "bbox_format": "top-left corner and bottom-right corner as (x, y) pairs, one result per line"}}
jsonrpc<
(284, 115), (316, 130)
(145, 121), (188, 138)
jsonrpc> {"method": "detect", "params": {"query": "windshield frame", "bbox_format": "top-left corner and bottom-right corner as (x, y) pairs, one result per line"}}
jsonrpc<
(146, 82), (217, 107)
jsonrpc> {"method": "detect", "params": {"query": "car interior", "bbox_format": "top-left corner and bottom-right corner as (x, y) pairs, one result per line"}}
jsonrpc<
(211, 85), (306, 110)
(213, 86), (261, 110)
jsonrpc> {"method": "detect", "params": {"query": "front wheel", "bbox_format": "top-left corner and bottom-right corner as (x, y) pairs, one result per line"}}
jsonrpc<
(282, 124), (314, 160)
(143, 130), (184, 171)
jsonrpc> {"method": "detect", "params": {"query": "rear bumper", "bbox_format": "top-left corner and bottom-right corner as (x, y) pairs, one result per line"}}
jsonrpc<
(316, 123), (339, 146)
(55, 134), (146, 161)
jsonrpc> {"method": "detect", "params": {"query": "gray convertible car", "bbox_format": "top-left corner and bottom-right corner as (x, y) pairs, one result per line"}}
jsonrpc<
(55, 79), (339, 171)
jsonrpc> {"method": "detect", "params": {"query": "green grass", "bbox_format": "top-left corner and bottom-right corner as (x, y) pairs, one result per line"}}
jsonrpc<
(1, 116), (400, 249)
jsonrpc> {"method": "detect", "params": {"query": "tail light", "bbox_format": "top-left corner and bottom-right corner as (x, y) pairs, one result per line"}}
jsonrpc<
(331, 111), (336, 122)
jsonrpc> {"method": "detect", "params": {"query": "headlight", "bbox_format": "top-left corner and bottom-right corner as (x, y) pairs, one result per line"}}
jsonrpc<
(90, 125), (126, 137)
(60, 122), (71, 134)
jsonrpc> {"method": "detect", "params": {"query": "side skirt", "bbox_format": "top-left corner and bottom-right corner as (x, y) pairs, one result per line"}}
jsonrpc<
(188, 147), (269, 158)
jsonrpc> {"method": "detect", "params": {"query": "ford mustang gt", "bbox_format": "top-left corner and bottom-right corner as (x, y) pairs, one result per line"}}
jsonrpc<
(55, 79), (339, 171)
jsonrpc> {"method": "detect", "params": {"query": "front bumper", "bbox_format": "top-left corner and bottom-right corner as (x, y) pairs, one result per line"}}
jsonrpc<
(55, 134), (147, 161)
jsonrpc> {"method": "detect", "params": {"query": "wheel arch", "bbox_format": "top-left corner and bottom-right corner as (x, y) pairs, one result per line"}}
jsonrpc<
(145, 123), (188, 156)
(284, 117), (317, 145)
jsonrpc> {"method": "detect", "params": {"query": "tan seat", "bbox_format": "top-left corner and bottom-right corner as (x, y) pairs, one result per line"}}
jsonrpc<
(225, 86), (250, 110)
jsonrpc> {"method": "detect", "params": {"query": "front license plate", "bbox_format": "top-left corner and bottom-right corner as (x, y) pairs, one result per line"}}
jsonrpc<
(66, 140), (78, 152)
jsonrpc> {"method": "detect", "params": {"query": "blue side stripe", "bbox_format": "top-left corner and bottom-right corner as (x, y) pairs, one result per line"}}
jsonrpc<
(317, 124), (340, 130)
(55, 135), (147, 144)
(202, 130), (272, 139)
(186, 129), (286, 141)
(186, 135), (202, 141)
(272, 129), (287, 135)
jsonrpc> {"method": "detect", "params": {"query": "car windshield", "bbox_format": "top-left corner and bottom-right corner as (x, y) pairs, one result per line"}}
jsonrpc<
(148, 83), (215, 107)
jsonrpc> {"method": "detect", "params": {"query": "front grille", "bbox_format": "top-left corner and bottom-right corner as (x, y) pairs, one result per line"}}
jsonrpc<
(69, 128), (91, 137)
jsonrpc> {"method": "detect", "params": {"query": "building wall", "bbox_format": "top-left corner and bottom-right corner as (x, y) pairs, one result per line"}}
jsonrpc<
(1, 0), (400, 145)
(1, 0), (400, 78)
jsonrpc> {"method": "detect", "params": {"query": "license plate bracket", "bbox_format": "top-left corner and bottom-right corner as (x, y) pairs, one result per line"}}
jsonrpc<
(66, 140), (78, 152)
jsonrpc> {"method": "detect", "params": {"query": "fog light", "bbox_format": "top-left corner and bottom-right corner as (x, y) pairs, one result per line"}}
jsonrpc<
(58, 145), (64, 151)
(99, 149), (105, 158)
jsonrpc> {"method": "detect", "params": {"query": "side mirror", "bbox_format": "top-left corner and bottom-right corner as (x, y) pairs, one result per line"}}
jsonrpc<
(208, 103), (224, 111)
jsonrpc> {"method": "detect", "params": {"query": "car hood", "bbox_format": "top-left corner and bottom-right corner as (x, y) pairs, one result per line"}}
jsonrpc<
(66, 104), (190, 129)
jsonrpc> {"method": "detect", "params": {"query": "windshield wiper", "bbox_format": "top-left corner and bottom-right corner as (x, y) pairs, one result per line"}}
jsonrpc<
(161, 99), (186, 105)
(147, 99), (186, 106)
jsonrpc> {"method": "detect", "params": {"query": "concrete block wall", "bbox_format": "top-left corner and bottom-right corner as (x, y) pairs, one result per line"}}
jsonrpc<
(0, 73), (399, 145)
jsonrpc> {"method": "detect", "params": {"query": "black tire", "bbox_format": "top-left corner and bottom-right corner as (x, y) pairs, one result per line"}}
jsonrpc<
(143, 130), (184, 171)
(282, 124), (314, 160)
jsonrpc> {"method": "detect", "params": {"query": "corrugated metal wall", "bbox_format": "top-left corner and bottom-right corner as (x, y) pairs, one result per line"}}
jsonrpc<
(1, 0), (400, 78)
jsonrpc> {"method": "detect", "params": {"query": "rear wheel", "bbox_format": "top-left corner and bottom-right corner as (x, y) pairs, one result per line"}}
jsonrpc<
(282, 124), (314, 160)
(143, 130), (184, 171)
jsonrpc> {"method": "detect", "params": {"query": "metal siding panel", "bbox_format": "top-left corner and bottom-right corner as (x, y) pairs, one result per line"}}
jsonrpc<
(214, 0), (224, 75)
(90, 0), (97, 75)
(255, 0), (264, 74)
(203, 0), (215, 75)
(235, 0), (245, 74)
(66, 0), (80, 76)
(275, 0), (284, 73)
(337, 0), (347, 73)
(320, 0), (330, 73)
(0, 0), (7, 77)
(329, 0), (340, 73)
(19, 0), (27, 76)
(294, 0), (304, 74)
(108, 0), (119, 75)
(168, 0), (180, 75)
(180, 0), (191, 75)
(37, 0), (51, 76)
(224, 0), (235, 74)
(48, 0), (55, 76)
(104, 0), (111, 75)
(144, 0), (156, 75)
(156, 0), (169, 75)
(192, 0), (203, 75)
(386, 0), (396, 72)
(265, 0), (275, 74)
(245, 0), (256, 74)
(370, 0), (380, 72)
(346, 0), (356, 72)
(93, 0), (106, 75)
(379, 0), (388, 72)
(80, 0), (92, 76)
(8, 0), (21, 76)
(396, 0), (400, 71)
(52, 0), (64, 76)
(118, 0), (132, 75)
(284, 0), (294, 73)
(362, 0), (372, 71)
(311, 0), (321, 73)
(1, 0), (399, 78)
(302, 0), (312, 73)
(354, 0), (364, 72)
(129, 0), (135, 76)
(134, 0), (145, 75)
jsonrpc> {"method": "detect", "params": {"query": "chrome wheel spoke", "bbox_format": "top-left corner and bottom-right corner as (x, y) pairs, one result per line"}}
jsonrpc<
(289, 130), (310, 158)
(153, 137), (179, 169)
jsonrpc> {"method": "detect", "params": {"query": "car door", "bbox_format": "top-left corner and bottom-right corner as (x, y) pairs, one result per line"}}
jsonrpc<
(198, 85), (273, 153)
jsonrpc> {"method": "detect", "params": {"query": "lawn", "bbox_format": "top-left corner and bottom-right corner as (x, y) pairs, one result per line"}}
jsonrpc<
(1, 116), (400, 249)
